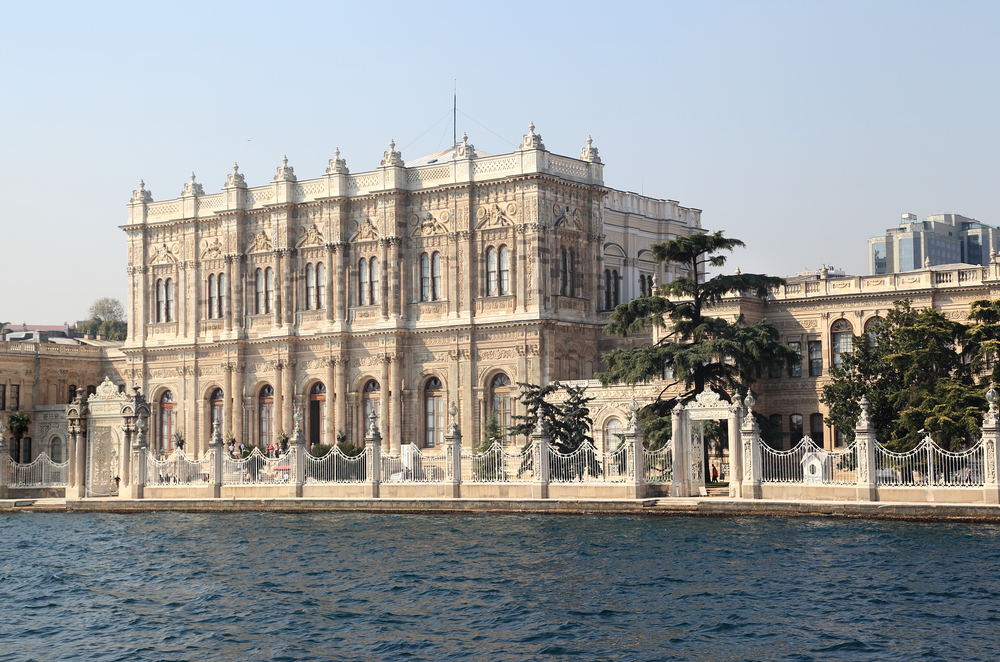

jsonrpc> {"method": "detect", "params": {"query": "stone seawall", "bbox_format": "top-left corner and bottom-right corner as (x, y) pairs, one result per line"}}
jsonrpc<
(5, 497), (1000, 522)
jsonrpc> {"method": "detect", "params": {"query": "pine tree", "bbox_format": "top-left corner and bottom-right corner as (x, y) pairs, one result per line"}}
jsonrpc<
(478, 410), (503, 453)
(508, 381), (562, 445)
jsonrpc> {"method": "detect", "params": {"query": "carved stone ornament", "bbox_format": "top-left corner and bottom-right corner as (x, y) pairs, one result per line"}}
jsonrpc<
(326, 148), (349, 175)
(247, 231), (272, 254)
(454, 132), (477, 160)
(379, 139), (404, 167)
(296, 224), (324, 248)
(131, 179), (153, 204)
(986, 439), (997, 484)
(273, 155), (297, 182)
(91, 376), (127, 401)
(580, 135), (601, 163)
(224, 162), (247, 189)
(856, 395), (871, 430)
(201, 237), (223, 260)
(691, 390), (725, 409)
(182, 172), (205, 196)
(148, 242), (178, 265)
(476, 204), (514, 229)
(352, 218), (379, 242)
(519, 121), (545, 151)
(553, 205), (583, 230)
(410, 213), (449, 237)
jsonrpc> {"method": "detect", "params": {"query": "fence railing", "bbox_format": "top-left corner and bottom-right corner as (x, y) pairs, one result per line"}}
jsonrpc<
(222, 448), (293, 485)
(643, 441), (673, 484)
(381, 445), (448, 483)
(304, 446), (371, 484)
(460, 442), (536, 483)
(4, 453), (70, 488)
(148, 449), (215, 487)
(548, 441), (629, 483)
(760, 437), (858, 485)
(875, 436), (984, 487)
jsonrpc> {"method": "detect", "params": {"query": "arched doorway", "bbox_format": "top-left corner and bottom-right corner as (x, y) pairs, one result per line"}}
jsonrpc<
(309, 382), (326, 449)
(424, 377), (444, 448)
(258, 385), (274, 447)
(489, 373), (512, 444)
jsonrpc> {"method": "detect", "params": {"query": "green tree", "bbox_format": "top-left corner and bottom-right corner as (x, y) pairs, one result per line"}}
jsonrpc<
(6, 412), (31, 460)
(822, 301), (983, 451)
(967, 298), (1000, 385)
(508, 382), (595, 453)
(74, 298), (127, 341)
(478, 410), (503, 453)
(509, 381), (563, 446)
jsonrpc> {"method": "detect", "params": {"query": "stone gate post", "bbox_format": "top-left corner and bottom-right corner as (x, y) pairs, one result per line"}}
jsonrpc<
(443, 402), (462, 499)
(728, 396), (744, 499)
(740, 394), (761, 499)
(208, 417), (223, 499)
(671, 402), (687, 497)
(0, 434), (8, 500)
(365, 411), (381, 499)
(130, 414), (148, 500)
(531, 417), (550, 500)
(982, 385), (1000, 504)
(854, 395), (877, 502)
(289, 409), (305, 498)
(624, 396), (645, 499)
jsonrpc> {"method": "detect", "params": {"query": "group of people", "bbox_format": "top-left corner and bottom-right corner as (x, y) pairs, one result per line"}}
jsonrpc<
(226, 442), (285, 459)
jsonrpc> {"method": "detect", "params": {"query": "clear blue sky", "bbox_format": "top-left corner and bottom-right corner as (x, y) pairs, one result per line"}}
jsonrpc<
(2, 0), (998, 324)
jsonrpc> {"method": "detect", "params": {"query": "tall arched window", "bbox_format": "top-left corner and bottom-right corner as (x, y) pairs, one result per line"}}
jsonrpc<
(790, 414), (804, 446)
(210, 388), (224, 437)
(363, 379), (381, 427)
(309, 382), (326, 449)
(490, 373), (512, 443)
(424, 377), (444, 448)
(264, 268), (274, 314)
(831, 318), (854, 369)
(864, 316), (884, 349)
(612, 270), (620, 307)
(605, 418), (623, 453)
(604, 269), (612, 310)
(359, 258), (369, 305)
(165, 278), (175, 322)
(156, 279), (166, 322)
(420, 253), (430, 302)
(567, 248), (575, 297)
(486, 247), (498, 296)
(369, 258), (379, 305)
(306, 263), (316, 310)
(159, 390), (175, 455)
(432, 252), (442, 300)
(50, 437), (63, 463)
(208, 274), (218, 319)
(255, 268), (265, 314)
(810, 413), (825, 447)
(499, 246), (510, 295)
(560, 247), (568, 295)
(258, 385), (274, 446)
(316, 262), (326, 309)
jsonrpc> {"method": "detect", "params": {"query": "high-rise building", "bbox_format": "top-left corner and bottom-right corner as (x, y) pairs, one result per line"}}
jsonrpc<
(868, 212), (999, 274)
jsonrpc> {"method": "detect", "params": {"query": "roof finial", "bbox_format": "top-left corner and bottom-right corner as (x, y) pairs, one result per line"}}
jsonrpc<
(520, 121), (545, 151)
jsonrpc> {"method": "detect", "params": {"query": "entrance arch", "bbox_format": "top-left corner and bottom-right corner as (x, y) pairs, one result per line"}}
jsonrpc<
(674, 390), (744, 498)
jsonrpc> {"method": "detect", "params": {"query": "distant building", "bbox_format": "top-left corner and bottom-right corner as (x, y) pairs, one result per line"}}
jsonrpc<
(868, 213), (999, 274)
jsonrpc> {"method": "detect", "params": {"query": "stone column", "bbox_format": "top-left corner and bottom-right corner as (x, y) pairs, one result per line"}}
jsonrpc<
(335, 357), (347, 444)
(282, 359), (294, 442)
(223, 256), (234, 332)
(273, 361), (283, 444)
(325, 358), (336, 446)
(443, 402), (462, 499)
(365, 410), (381, 498)
(335, 243), (348, 323)
(389, 238), (401, 320)
(283, 249), (295, 327)
(982, 386), (1000, 504)
(130, 417), (147, 500)
(231, 255), (244, 331)
(624, 396), (644, 499)
(531, 416), (550, 500)
(208, 417), (223, 499)
(379, 239), (390, 320)
(728, 397), (744, 499)
(224, 363), (234, 441)
(289, 409), (305, 498)
(325, 244), (335, 323)
(740, 397), (762, 499)
(379, 357), (390, 452)
(671, 403), (686, 497)
(273, 250), (282, 327)
(854, 395), (878, 502)
(233, 362), (244, 446)
(389, 354), (402, 454)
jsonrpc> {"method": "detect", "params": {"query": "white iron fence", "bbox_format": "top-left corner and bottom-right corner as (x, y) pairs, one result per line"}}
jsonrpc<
(304, 446), (371, 483)
(760, 437), (858, 485)
(643, 441), (673, 484)
(147, 449), (215, 487)
(461, 442), (536, 483)
(548, 441), (629, 483)
(223, 448), (293, 485)
(381, 445), (448, 483)
(4, 453), (70, 488)
(875, 436), (984, 487)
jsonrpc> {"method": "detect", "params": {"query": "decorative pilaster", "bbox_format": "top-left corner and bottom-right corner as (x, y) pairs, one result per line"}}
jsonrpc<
(325, 358), (336, 446)
(670, 402), (685, 497)
(854, 395), (878, 502)
(624, 395), (644, 498)
(531, 416), (550, 499)
(740, 394), (761, 499)
(223, 256), (234, 332)
(982, 385), (1000, 504)
(389, 353), (402, 454)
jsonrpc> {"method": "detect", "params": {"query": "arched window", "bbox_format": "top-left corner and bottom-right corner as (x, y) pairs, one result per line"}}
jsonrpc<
(159, 390), (176, 455)
(560, 247), (568, 296)
(306, 263), (316, 310)
(255, 268), (265, 314)
(309, 382), (326, 449)
(208, 274), (218, 319)
(156, 279), (165, 322)
(67, 385), (77, 404)
(50, 437), (63, 463)
(498, 246), (510, 295)
(165, 278), (175, 322)
(810, 413), (825, 447)
(605, 418), (623, 453)
(265, 268), (275, 314)
(604, 269), (612, 310)
(209, 388), (224, 437)
(831, 318), (854, 369)
(490, 373), (512, 443)
(258, 385), (274, 446)
(369, 258), (379, 305)
(432, 252), (442, 300)
(864, 316), (884, 349)
(362, 379), (381, 428)
(790, 414), (804, 446)
(316, 262), (326, 309)
(217, 273), (225, 319)
(769, 414), (783, 450)
(612, 270), (620, 307)
(486, 247), (498, 296)
(420, 253), (430, 302)
(567, 248), (575, 297)
(424, 377), (444, 448)
(359, 258), (369, 305)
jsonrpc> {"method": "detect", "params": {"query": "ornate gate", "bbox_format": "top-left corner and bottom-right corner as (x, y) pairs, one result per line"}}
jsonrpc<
(673, 390), (744, 498)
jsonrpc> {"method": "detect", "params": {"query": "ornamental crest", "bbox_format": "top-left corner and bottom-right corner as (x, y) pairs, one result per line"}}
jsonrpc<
(410, 212), (449, 237)
(476, 203), (516, 229)
(247, 231), (272, 254)
(90, 376), (127, 402)
(296, 224), (324, 248)
(352, 218), (379, 242)
(553, 205), (583, 230)
(148, 242), (178, 265)
(201, 237), (223, 260)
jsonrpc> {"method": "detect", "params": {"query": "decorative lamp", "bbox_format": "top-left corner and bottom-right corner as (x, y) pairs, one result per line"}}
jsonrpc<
(987, 384), (998, 407)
